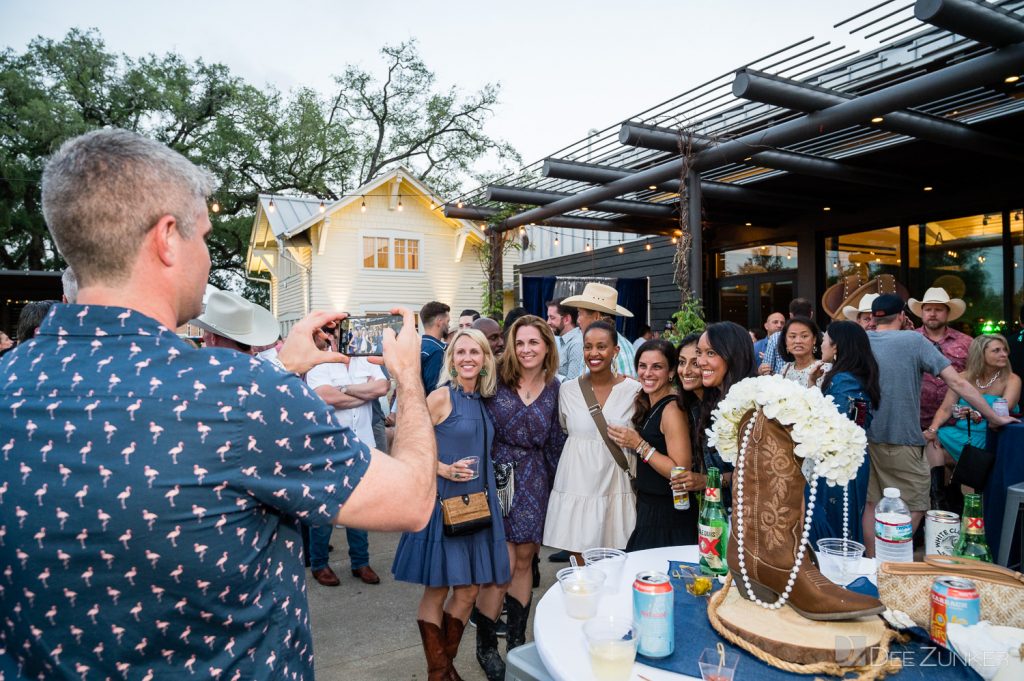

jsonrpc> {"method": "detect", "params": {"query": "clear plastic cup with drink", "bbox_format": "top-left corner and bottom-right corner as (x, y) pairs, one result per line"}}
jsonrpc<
(582, 548), (627, 594)
(583, 615), (639, 681)
(556, 566), (605, 619)
(457, 456), (479, 480)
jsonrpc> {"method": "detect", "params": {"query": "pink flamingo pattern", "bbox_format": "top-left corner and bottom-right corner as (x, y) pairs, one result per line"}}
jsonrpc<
(0, 304), (371, 680)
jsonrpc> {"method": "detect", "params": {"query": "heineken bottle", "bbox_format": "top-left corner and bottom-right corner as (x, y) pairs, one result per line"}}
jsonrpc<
(953, 493), (993, 563)
(698, 467), (730, 575)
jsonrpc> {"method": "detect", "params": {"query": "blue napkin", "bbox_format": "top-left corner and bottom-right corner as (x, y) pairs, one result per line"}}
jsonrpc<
(633, 560), (981, 680)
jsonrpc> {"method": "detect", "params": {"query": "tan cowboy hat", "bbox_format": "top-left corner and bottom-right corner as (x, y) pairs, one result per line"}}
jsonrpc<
(821, 273), (909, 321)
(842, 293), (880, 321)
(560, 283), (634, 318)
(908, 287), (966, 321)
(191, 288), (280, 346)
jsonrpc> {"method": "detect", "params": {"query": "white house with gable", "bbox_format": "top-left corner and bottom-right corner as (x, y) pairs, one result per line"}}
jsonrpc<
(246, 167), (519, 335)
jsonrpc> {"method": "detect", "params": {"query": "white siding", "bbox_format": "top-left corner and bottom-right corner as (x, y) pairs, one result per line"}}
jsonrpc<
(309, 184), (497, 320)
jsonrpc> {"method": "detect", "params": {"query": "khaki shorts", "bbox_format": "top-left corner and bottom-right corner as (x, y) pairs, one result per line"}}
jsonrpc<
(866, 443), (930, 511)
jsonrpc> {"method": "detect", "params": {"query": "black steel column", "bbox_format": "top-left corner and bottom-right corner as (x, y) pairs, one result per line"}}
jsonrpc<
(899, 225), (911, 290)
(1003, 209), (1014, 327)
(686, 170), (703, 301)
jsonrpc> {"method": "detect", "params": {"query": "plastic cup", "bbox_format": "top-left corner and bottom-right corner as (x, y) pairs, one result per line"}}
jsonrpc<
(583, 615), (639, 681)
(582, 548), (628, 594)
(557, 566), (606, 619)
(816, 538), (866, 585)
(458, 456), (480, 480)
(698, 647), (739, 681)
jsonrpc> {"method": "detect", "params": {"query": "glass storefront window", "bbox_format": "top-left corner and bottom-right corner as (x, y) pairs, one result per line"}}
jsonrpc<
(716, 242), (797, 277)
(1013, 209), (1023, 328)
(909, 214), (1006, 335)
(824, 227), (901, 289)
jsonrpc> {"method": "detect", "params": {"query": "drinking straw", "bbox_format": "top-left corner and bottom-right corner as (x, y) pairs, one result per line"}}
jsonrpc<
(716, 642), (725, 675)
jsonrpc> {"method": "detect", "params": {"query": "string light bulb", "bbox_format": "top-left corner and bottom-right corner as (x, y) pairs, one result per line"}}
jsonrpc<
(519, 226), (526, 236)
(397, 197), (403, 212)
(671, 236), (678, 244)
(645, 243), (652, 251)
(617, 246), (624, 254)
(267, 198), (275, 213)
(210, 200), (220, 213)
(319, 200), (326, 214)
(554, 237), (560, 246)
(585, 242), (592, 252)
(361, 197), (366, 213)
(457, 200), (464, 209)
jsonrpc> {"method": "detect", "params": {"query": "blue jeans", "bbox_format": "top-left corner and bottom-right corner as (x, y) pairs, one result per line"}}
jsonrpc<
(308, 524), (369, 571)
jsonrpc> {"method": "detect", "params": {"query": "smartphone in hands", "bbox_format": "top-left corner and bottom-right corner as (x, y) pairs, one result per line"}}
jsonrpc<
(340, 315), (403, 356)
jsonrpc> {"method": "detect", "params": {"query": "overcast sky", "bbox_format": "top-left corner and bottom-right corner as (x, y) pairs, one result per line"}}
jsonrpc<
(2, 0), (885, 168)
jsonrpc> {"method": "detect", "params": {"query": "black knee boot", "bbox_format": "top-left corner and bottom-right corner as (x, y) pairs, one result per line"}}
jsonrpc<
(473, 606), (505, 681)
(504, 593), (532, 652)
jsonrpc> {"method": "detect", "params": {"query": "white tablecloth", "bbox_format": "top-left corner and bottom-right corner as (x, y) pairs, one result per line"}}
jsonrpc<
(533, 546), (701, 681)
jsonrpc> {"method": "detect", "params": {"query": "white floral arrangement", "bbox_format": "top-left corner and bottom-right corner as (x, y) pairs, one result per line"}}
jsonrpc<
(706, 374), (867, 487)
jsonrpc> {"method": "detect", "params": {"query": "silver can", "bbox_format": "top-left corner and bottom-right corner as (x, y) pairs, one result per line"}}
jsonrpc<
(925, 510), (960, 556)
(671, 466), (690, 510)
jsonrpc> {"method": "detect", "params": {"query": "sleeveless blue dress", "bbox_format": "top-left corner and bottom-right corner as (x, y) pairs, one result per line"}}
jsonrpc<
(938, 394), (1001, 462)
(392, 386), (511, 587)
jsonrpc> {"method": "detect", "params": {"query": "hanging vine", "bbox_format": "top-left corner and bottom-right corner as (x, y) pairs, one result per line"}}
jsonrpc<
(475, 203), (524, 319)
(674, 128), (702, 306)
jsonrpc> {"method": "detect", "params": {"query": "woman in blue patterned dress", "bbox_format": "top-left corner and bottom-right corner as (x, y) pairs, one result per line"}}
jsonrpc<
(473, 315), (564, 681)
(392, 329), (510, 681)
(811, 321), (881, 544)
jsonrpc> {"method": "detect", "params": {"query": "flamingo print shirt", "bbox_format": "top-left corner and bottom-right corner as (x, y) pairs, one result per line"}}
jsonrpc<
(0, 304), (371, 680)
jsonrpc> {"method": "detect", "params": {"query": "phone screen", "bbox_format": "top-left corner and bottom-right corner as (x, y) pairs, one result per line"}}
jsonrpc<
(340, 315), (402, 356)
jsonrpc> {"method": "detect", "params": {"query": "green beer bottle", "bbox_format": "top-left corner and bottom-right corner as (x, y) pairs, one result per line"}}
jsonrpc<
(953, 493), (993, 563)
(698, 467), (730, 575)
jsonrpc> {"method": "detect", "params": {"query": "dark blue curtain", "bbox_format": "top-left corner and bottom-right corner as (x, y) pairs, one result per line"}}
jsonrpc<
(521, 276), (647, 340)
(521, 276), (557, 320)
(615, 278), (647, 340)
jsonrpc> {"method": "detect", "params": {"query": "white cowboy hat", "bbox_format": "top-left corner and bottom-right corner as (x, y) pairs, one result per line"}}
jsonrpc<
(908, 287), (966, 322)
(842, 293), (880, 321)
(560, 283), (634, 318)
(191, 288), (280, 346)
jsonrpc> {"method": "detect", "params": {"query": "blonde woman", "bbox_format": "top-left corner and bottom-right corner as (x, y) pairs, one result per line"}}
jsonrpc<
(925, 334), (1021, 496)
(473, 315), (565, 680)
(392, 329), (511, 681)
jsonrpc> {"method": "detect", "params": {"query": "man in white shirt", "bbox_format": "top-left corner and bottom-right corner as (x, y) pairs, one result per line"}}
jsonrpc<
(306, 355), (389, 586)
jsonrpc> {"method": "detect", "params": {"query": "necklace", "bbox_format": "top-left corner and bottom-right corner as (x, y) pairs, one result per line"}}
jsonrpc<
(521, 375), (544, 402)
(976, 370), (1001, 390)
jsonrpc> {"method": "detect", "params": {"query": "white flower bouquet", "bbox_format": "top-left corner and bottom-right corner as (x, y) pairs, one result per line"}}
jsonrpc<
(707, 374), (867, 487)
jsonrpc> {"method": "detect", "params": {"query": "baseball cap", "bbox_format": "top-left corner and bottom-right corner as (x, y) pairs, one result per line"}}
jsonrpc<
(871, 293), (905, 318)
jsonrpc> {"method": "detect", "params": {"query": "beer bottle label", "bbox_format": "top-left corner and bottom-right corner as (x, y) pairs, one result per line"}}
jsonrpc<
(698, 523), (724, 569)
(703, 487), (720, 503)
(965, 517), (985, 535)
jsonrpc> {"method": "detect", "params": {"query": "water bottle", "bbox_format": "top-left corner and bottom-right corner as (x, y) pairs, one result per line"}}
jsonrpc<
(874, 487), (914, 563)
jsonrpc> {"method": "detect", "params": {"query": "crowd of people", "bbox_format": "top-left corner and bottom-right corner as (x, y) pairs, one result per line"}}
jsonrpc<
(2, 127), (1023, 681)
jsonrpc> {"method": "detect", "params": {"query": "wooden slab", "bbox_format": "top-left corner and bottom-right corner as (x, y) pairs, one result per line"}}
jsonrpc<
(715, 587), (888, 666)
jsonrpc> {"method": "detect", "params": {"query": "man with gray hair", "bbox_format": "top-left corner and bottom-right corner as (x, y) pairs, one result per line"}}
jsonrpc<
(0, 128), (437, 680)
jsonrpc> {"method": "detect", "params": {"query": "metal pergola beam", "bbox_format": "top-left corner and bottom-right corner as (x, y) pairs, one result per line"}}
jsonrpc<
(498, 38), (1024, 230)
(916, 0), (1024, 47)
(443, 204), (677, 236)
(485, 185), (676, 219)
(732, 68), (1024, 161)
(543, 158), (831, 209)
(617, 122), (714, 153)
(616, 124), (914, 189)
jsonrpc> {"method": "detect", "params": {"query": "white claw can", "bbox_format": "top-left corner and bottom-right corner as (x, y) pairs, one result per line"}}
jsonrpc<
(925, 510), (960, 556)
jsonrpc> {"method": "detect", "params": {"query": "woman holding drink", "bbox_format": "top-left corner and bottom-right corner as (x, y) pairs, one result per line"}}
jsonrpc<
(391, 329), (510, 681)
(608, 339), (698, 549)
(473, 315), (565, 681)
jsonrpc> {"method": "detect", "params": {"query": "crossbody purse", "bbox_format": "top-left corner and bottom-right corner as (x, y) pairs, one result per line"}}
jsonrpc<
(578, 374), (637, 493)
(440, 398), (494, 537)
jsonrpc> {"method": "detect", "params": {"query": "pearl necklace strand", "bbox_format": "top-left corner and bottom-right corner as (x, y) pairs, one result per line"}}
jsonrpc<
(734, 413), (819, 610)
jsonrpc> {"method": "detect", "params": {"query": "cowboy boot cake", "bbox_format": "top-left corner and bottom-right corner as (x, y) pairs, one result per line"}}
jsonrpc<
(726, 409), (884, 621)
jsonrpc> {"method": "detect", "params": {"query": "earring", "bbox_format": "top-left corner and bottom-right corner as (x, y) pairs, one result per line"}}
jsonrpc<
(480, 367), (488, 377)
(449, 367), (457, 378)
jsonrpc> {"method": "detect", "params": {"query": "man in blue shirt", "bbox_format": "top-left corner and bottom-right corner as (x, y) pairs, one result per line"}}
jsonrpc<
(419, 300), (449, 392)
(0, 128), (437, 680)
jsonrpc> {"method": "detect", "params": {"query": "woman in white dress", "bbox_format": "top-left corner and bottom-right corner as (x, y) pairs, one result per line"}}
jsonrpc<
(544, 321), (641, 557)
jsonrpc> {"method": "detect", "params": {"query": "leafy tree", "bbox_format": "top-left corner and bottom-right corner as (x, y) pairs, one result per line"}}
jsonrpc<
(0, 30), (518, 305)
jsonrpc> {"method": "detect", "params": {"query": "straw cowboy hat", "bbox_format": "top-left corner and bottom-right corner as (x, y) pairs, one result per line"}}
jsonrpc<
(908, 287), (966, 322)
(191, 288), (280, 346)
(821, 273), (908, 321)
(842, 293), (880, 321)
(561, 283), (634, 318)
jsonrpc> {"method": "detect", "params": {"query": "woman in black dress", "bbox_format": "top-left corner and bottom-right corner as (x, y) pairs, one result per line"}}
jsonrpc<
(609, 340), (698, 549)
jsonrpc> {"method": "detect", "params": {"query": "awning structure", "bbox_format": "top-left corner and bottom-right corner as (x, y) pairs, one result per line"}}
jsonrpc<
(448, 0), (1024, 299)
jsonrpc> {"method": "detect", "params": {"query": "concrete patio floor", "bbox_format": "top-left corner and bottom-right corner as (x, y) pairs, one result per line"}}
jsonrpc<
(308, 529), (560, 681)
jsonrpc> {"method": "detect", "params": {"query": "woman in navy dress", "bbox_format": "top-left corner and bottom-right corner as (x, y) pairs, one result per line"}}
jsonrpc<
(392, 329), (510, 681)
(811, 320), (881, 545)
(474, 315), (564, 681)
